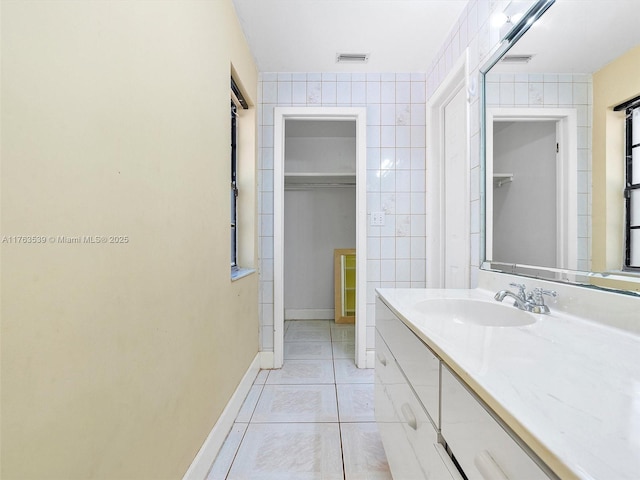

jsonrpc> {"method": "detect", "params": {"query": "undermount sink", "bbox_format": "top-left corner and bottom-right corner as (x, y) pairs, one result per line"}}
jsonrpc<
(413, 298), (537, 327)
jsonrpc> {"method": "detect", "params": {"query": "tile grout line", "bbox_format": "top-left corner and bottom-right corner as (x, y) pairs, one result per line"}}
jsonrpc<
(331, 322), (348, 480)
(220, 369), (270, 479)
(221, 424), (250, 480)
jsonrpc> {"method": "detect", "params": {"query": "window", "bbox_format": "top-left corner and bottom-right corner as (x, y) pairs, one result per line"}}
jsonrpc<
(230, 76), (249, 276)
(619, 98), (640, 270)
(231, 100), (238, 270)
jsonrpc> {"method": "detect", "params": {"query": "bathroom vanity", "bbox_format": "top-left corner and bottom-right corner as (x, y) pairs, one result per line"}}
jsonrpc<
(377, 0), (640, 477)
(375, 285), (640, 480)
(376, 0), (640, 476)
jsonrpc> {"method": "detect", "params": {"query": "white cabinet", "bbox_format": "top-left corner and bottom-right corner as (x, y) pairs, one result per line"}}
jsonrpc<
(441, 366), (551, 480)
(375, 295), (554, 480)
(375, 333), (429, 479)
(375, 297), (440, 427)
(375, 300), (462, 480)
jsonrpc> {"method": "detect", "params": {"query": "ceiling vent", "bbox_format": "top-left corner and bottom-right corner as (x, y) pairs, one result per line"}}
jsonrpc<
(501, 54), (533, 64)
(336, 53), (369, 63)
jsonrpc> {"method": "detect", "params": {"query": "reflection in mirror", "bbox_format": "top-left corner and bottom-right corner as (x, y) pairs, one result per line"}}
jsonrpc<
(481, 0), (640, 293)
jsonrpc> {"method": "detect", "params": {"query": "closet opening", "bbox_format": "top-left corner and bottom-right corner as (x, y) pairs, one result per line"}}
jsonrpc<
(485, 108), (578, 271)
(273, 107), (367, 369)
(283, 119), (356, 322)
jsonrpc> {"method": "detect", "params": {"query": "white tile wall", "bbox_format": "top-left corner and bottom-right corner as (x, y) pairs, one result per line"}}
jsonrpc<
(258, 73), (427, 353)
(256, 0), (563, 354)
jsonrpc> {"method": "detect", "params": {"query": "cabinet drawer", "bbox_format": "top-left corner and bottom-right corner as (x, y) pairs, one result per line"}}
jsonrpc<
(375, 331), (405, 387)
(376, 297), (440, 426)
(376, 331), (461, 479)
(376, 332), (436, 478)
(386, 381), (461, 480)
(376, 383), (436, 479)
(441, 366), (550, 480)
(376, 341), (426, 477)
(375, 332), (402, 426)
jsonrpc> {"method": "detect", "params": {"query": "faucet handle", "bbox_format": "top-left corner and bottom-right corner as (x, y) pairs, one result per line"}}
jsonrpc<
(532, 287), (557, 305)
(509, 282), (526, 298)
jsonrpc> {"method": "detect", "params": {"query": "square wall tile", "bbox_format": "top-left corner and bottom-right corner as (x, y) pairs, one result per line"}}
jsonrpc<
(263, 81), (277, 103)
(352, 82), (366, 103)
(292, 82), (306, 104)
(381, 81), (395, 104)
(367, 82), (381, 103)
(322, 82), (337, 104)
(396, 82), (410, 103)
(278, 81), (292, 104)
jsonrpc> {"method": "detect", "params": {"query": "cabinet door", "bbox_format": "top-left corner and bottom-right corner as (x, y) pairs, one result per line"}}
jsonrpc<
(386, 381), (461, 480)
(376, 332), (461, 480)
(375, 346), (426, 479)
(376, 297), (440, 427)
(441, 366), (551, 480)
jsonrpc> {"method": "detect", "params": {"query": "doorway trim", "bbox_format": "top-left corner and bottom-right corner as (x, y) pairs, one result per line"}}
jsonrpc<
(426, 51), (470, 288)
(273, 107), (368, 369)
(485, 108), (578, 269)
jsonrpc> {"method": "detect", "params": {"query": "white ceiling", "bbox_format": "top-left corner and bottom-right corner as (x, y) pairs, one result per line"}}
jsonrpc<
(231, 0), (468, 73)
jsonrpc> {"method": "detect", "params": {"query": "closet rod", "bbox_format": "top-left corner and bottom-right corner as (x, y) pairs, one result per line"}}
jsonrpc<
(284, 183), (356, 190)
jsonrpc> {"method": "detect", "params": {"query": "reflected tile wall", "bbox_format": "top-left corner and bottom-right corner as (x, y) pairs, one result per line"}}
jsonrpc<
(486, 72), (593, 269)
(258, 73), (427, 353)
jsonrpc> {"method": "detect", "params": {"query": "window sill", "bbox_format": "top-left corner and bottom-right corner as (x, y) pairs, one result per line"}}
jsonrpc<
(231, 267), (256, 282)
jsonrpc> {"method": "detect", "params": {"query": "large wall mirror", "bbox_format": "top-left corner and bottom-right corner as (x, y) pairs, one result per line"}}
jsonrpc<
(481, 0), (640, 294)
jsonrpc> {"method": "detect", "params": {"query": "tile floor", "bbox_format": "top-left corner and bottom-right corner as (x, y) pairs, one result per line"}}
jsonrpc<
(207, 319), (392, 480)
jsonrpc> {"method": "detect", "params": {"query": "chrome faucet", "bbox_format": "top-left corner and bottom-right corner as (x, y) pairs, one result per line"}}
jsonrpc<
(494, 283), (557, 314)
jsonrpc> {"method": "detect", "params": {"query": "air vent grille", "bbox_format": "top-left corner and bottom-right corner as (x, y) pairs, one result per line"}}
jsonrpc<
(501, 54), (533, 64)
(336, 53), (369, 63)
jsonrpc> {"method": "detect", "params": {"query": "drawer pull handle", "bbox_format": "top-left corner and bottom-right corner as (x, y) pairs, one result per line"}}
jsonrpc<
(376, 352), (387, 366)
(474, 450), (509, 480)
(400, 403), (417, 430)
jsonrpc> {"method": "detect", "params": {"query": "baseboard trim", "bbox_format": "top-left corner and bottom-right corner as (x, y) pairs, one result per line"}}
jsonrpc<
(259, 351), (274, 369)
(182, 353), (260, 480)
(284, 308), (334, 320)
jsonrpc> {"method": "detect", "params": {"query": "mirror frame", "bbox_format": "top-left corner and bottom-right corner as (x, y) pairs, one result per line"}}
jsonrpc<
(478, 0), (640, 297)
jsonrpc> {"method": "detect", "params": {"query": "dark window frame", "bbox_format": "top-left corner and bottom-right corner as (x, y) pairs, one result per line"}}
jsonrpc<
(230, 77), (248, 273)
(616, 95), (640, 270)
(231, 100), (238, 270)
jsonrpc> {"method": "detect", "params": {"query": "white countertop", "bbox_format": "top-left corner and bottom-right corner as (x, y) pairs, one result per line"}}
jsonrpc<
(376, 287), (640, 480)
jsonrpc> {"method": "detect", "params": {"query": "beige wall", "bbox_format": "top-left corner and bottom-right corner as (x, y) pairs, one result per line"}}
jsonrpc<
(592, 45), (640, 275)
(0, 1), (259, 478)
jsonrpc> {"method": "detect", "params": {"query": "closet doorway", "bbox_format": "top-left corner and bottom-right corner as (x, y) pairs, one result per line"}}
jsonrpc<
(485, 108), (578, 270)
(273, 107), (367, 369)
